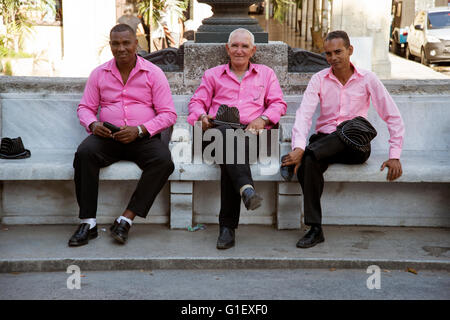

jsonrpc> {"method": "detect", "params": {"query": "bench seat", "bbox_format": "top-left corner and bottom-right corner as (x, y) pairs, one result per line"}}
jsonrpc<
(1, 150), (448, 183)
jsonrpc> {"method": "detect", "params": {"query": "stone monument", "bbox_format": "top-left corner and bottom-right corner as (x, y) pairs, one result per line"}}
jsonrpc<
(194, 0), (268, 43)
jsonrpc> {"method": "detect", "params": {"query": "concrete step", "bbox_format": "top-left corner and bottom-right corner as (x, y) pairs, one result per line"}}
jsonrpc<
(0, 224), (449, 273)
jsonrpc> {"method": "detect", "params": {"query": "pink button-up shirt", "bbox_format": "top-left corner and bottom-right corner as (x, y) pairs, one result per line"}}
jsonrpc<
(187, 63), (287, 127)
(292, 65), (405, 159)
(77, 55), (177, 137)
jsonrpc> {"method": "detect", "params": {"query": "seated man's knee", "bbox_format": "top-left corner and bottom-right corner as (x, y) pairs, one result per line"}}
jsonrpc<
(74, 141), (97, 162)
(296, 151), (316, 180)
(148, 147), (174, 173)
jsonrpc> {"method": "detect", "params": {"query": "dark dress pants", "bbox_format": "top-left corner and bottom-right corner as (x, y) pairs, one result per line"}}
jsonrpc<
(297, 131), (371, 226)
(73, 134), (174, 219)
(202, 125), (268, 229)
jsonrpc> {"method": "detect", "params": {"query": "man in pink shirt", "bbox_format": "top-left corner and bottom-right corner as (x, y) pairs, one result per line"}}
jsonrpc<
(282, 30), (405, 248)
(68, 24), (177, 247)
(188, 28), (287, 249)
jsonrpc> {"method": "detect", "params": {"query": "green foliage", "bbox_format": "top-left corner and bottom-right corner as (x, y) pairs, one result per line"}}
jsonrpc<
(272, 0), (296, 23)
(0, 0), (55, 52)
(4, 60), (12, 75)
(0, 45), (32, 58)
(137, 0), (187, 27)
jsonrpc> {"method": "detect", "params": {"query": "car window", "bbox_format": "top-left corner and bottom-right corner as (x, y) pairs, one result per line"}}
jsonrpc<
(427, 11), (450, 29)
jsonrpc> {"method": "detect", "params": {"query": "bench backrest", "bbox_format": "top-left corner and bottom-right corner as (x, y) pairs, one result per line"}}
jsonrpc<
(1, 93), (448, 154)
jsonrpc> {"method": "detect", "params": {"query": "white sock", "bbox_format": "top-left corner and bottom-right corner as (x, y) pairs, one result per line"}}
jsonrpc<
(240, 184), (254, 196)
(80, 218), (96, 229)
(116, 216), (133, 226)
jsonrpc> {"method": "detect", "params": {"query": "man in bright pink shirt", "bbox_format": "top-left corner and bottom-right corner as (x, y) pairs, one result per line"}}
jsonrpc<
(69, 24), (177, 247)
(188, 28), (287, 249)
(282, 30), (405, 248)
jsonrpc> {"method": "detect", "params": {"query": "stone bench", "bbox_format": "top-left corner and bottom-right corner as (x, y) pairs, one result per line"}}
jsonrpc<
(1, 81), (449, 229)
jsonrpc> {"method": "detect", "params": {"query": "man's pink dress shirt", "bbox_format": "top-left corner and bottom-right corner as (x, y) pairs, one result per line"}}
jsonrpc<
(187, 63), (287, 127)
(77, 55), (177, 137)
(292, 65), (405, 159)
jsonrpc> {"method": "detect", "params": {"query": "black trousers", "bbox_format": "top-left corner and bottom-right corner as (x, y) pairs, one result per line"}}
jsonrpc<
(202, 125), (271, 229)
(297, 131), (371, 226)
(73, 134), (174, 219)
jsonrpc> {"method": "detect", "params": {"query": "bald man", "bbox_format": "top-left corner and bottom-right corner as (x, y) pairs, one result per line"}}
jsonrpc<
(188, 28), (287, 249)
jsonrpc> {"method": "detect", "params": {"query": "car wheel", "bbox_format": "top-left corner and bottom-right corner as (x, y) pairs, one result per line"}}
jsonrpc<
(394, 42), (402, 56)
(405, 45), (413, 60)
(421, 48), (429, 66)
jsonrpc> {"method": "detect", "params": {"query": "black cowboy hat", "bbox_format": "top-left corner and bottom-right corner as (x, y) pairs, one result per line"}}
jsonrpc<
(0, 137), (31, 159)
(336, 116), (377, 153)
(211, 104), (246, 129)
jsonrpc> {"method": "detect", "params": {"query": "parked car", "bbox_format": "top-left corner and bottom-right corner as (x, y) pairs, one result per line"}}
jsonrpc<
(390, 0), (414, 56)
(405, 7), (450, 65)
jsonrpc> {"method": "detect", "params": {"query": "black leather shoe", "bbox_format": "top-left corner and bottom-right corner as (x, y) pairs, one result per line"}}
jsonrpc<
(296, 226), (325, 248)
(280, 154), (295, 181)
(68, 223), (98, 247)
(109, 220), (119, 232)
(242, 188), (263, 211)
(110, 220), (131, 244)
(216, 226), (235, 249)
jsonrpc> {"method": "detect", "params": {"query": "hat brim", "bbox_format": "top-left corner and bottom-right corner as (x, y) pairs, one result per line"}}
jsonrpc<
(0, 149), (31, 159)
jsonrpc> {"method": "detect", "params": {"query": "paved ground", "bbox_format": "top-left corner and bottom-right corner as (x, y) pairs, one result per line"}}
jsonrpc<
(1, 268), (449, 300)
(388, 53), (450, 79)
(1, 224), (449, 272)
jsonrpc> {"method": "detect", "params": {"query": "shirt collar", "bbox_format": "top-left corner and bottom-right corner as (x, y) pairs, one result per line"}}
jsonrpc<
(325, 62), (363, 81)
(101, 55), (152, 72)
(222, 62), (259, 76)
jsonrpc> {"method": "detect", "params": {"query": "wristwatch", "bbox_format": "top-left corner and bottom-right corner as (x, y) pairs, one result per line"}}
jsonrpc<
(260, 115), (269, 123)
(137, 125), (145, 138)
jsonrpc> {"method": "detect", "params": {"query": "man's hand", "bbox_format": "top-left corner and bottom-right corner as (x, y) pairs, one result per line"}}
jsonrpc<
(200, 114), (214, 131)
(90, 121), (113, 138)
(380, 159), (402, 181)
(281, 148), (305, 175)
(245, 117), (267, 135)
(112, 126), (139, 144)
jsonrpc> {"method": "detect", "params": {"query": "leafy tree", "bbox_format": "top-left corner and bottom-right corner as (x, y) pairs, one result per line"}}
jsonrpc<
(0, 0), (55, 53)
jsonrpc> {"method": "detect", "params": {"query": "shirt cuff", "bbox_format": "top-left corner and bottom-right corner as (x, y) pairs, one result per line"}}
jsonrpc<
(389, 148), (402, 160)
(292, 140), (306, 151)
(187, 111), (204, 126)
(84, 119), (98, 134)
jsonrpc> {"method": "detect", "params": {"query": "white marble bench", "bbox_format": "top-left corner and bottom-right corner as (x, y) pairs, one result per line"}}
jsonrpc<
(1, 92), (449, 228)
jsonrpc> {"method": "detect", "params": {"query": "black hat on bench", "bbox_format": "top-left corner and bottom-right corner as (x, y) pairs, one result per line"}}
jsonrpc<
(0, 137), (31, 159)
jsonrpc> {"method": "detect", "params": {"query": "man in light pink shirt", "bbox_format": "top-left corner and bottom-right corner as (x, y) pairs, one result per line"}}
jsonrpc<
(68, 24), (177, 247)
(188, 28), (287, 249)
(282, 31), (405, 248)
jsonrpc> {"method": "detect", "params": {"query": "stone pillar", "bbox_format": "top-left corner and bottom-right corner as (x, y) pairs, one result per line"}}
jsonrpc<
(306, 0), (314, 41)
(170, 181), (193, 229)
(277, 183), (302, 229)
(331, 0), (391, 78)
(301, 0), (307, 38)
(61, 0), (116, 77)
